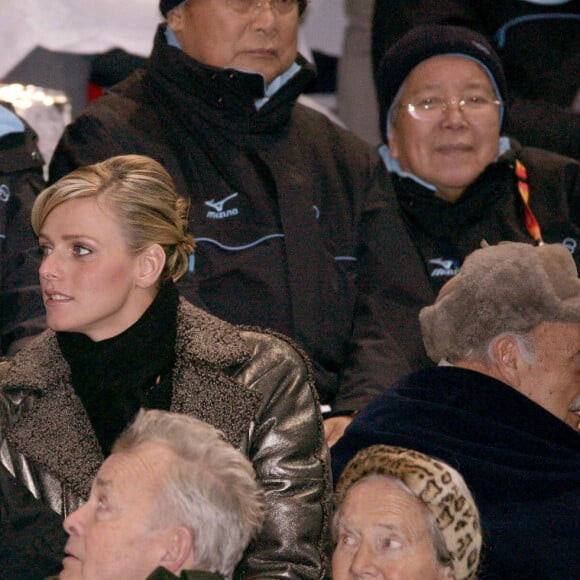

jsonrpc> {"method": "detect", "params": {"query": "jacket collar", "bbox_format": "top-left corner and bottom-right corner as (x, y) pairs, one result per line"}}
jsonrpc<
(170, 300), (262, 447)
(3, 301), (262, 499)
(144, 24), (317, 137)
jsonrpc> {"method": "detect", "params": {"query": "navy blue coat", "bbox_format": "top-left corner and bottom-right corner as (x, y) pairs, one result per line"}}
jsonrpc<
(332, 366), (580, 579)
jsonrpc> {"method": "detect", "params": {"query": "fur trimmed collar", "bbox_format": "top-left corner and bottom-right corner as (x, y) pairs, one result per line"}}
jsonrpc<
(2, 300), (262, 499)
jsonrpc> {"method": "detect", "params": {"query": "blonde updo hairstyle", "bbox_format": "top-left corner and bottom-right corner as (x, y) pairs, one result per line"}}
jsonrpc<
(32, 155), (194, 284)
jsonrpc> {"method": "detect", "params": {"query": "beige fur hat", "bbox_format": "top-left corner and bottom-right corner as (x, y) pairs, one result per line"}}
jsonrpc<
(335, 445), (482, 580)
(420, 242), (580, 363)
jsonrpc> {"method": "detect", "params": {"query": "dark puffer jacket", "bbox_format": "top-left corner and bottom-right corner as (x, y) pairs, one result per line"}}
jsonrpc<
(0, 300), (331, 579)
(332, 366), (580, 578)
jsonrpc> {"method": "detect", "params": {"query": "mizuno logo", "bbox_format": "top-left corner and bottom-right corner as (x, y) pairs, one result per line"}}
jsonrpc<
(429, 257), (460, 277)
(205, 193), (238, 212)
(205, 193), (239, 220)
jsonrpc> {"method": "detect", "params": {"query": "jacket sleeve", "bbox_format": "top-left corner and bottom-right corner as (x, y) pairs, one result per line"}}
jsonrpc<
(0, 461), (66, 577)
(0, 361), (67, 577)
(0, 115), (46, 355)
(232, 331), (332, 580)
(333, 172), (435, 414)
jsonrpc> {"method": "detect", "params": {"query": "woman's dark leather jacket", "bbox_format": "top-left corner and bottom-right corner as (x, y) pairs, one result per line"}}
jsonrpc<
(0, 300), (332, 579)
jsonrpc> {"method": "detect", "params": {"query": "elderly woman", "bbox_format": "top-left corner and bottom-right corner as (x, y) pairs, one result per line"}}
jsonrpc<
(371, 0), (580, 159)
(332, 445), (481, 580)
(341, 23), (580, 403)
(0, 154), (331, 579)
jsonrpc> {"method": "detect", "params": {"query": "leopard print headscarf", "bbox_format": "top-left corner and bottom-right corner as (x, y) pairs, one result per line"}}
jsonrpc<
(335, 445), (481, 579)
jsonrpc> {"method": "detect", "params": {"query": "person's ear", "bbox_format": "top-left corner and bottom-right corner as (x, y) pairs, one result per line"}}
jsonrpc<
(136, 244), (166, 289)
(491, 335), (524, 387)
(159, 527), (195, 574)
(388, 124), (400, 159)
(166, 4), (184, 33)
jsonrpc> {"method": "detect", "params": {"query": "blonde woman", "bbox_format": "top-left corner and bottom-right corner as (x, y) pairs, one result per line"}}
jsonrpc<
(0, 154), (330, 579)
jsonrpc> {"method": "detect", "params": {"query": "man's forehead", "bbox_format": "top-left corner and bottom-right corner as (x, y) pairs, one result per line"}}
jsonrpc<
(95, 443), (177, 488)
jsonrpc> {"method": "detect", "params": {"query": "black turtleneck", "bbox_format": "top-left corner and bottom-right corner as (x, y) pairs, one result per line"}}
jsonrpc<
(57, 282), (179, 456)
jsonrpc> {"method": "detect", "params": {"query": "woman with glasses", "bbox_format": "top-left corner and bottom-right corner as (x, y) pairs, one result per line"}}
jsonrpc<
(371, 0), (580, 160)
(0, 155), (331, 579)
(339, 24), (580, 402)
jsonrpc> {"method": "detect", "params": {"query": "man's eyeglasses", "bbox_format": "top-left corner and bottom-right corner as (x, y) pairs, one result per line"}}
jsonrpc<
(226, 0), (299, 15)
(403, 96), (504, 120)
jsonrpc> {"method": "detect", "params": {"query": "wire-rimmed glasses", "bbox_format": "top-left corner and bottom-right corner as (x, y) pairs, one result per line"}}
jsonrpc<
(403, 95), (504, 120)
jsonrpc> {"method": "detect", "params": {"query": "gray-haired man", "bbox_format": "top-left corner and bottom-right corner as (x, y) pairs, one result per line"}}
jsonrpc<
(59, 409), (265, 580)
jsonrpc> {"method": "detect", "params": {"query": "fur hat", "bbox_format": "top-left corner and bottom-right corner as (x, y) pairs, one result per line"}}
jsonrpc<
(336, 445), (482, 580)
(420, 242), (580, 363)
(376, 24), (508, 141)
(160, 0), (308, 17)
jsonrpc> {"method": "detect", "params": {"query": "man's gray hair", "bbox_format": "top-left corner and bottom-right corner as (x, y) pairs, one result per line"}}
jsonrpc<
(480, 332), (537, 365)
(113, 409), (265, 577)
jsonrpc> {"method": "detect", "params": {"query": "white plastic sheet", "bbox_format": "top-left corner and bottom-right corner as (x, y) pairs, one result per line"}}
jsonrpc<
(0, 0), (161, 78)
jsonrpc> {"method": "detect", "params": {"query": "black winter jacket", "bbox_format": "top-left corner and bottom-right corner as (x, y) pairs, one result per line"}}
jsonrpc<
(0, 103), (45, 355)
(49, 25), (389, 414)
(0, 300), (331, 579)
(340, 142), (580, 397)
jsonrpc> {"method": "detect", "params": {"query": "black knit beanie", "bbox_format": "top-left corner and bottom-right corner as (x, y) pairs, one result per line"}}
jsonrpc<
(159, 0), (182, 16)
(376, 24), (508, 142)
(160, 0), (308, 17)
